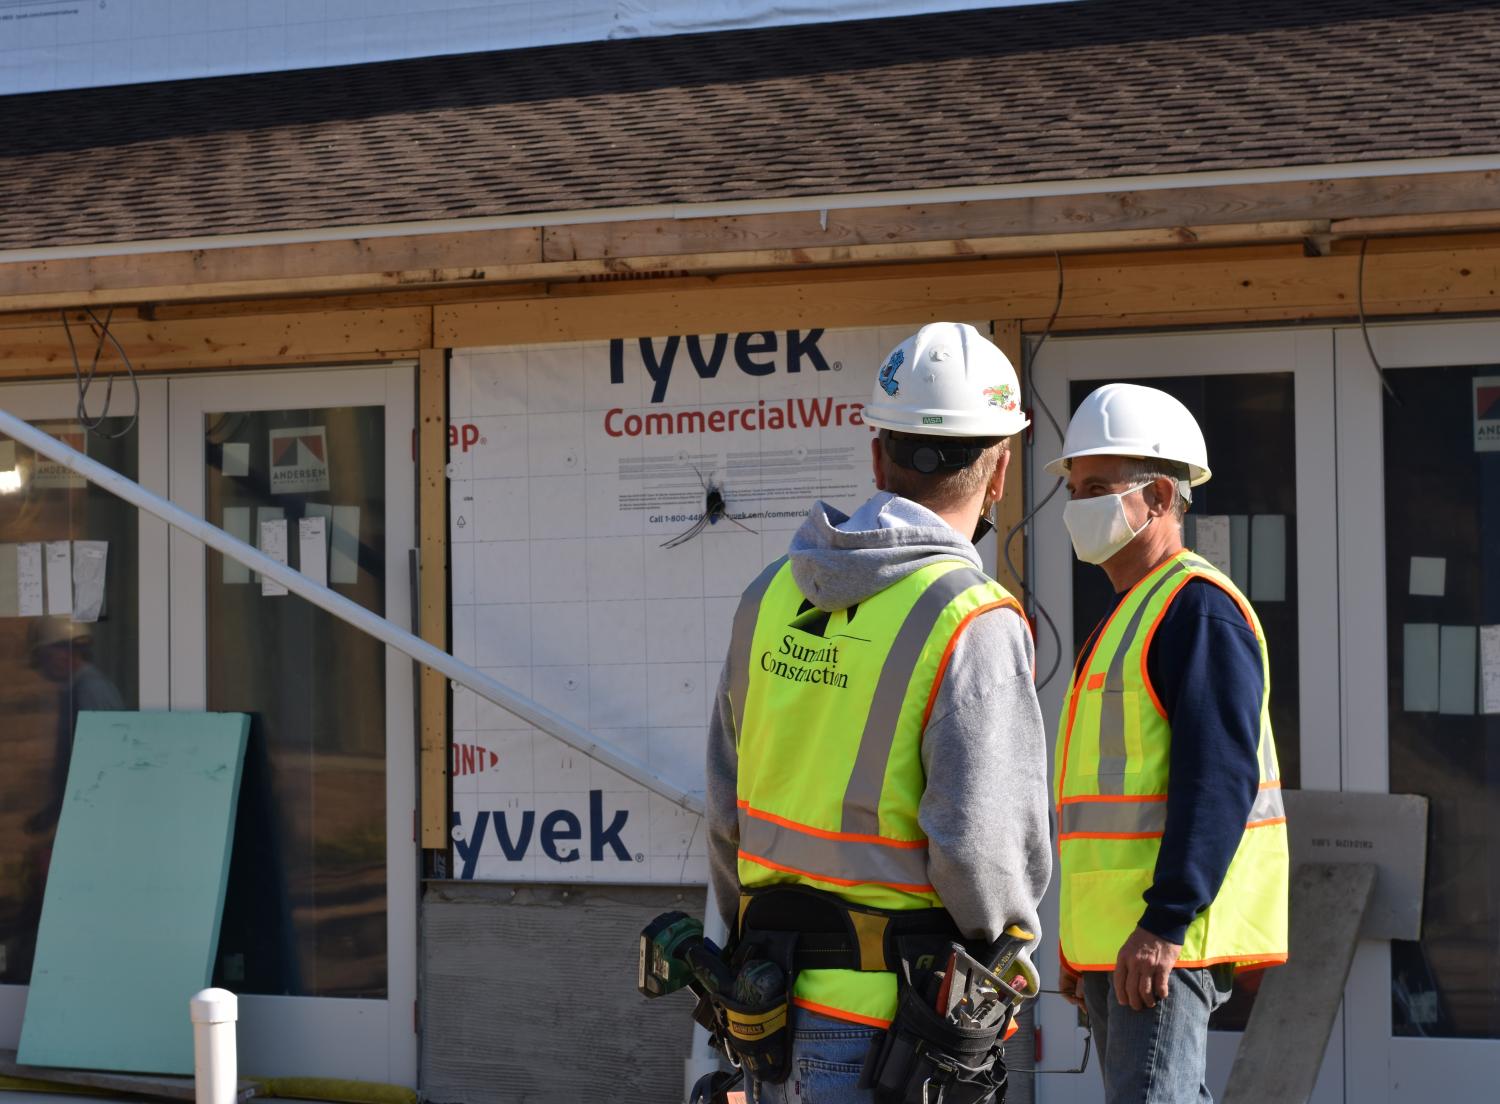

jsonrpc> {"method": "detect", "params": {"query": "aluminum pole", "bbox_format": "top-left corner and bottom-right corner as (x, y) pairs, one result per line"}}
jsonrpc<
(0, 408), (704, 817)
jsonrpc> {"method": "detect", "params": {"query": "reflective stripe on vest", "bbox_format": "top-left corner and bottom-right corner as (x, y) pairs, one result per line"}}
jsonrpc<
(1057, 782), (1286, 839)
(737, 801), (932, 893)
(729, 556), (1022, 1025)
(1054, 551), (1290, 973)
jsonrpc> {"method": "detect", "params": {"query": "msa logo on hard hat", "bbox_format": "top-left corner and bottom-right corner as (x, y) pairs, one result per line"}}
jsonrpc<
(878, 349), (904, 396)
(609, 330), (831, 404)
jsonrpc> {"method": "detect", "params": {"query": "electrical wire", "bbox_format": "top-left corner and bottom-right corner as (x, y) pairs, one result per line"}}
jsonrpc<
(1001, 241), (1398, 692)
(62, 307), (140, 440)
(1356, 238), (1400, 402)
(1028, 995), (1093, 1075)
(1001, 251), (1068, 691)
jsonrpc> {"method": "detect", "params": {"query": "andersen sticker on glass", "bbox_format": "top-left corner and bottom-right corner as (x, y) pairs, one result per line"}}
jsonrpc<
(1475, 376), (1500, 451)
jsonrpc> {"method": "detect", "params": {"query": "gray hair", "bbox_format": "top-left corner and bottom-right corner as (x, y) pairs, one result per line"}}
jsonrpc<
(1116, 457), (1191, 521)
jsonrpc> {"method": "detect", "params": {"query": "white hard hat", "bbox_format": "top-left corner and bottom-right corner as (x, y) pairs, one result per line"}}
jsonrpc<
(863, 323), (1029, 438)
(1045, 382), (1211, 485)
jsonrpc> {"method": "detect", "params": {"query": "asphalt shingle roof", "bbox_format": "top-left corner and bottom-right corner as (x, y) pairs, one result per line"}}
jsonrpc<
(3, 0), (1499, 251)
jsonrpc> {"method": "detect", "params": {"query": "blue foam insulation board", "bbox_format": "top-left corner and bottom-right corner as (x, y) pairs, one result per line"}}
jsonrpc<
(18, 710), (249, 1074)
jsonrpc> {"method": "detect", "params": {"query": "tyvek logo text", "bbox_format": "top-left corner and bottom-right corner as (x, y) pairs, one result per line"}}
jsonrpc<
(452, 790), (633, 878)
(610, 330), (831, 403)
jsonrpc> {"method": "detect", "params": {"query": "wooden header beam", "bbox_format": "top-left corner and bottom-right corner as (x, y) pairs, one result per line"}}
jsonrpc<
(0, 240), (1498, 380)
(435, 242), (1500, 348)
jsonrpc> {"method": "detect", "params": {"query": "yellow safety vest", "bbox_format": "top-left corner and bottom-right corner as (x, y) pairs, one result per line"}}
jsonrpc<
(726, 556), (1022, 1028)
(1054, 551), (1289, 973)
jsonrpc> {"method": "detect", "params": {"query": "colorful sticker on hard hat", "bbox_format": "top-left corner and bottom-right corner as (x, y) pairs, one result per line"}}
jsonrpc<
(984, 384), (1018, 412)
(878, 350), (904, 396)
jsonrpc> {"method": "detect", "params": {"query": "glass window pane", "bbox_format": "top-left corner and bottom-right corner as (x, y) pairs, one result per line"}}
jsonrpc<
(1384, 364), (1500, 1040)
(205, 406), (388, 999)
(0, 418), (137, 985)
(1065, 372), (1299, 1032)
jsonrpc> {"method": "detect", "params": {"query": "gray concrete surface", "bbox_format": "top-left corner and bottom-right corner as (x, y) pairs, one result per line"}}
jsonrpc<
(420, 881), (704, 1104)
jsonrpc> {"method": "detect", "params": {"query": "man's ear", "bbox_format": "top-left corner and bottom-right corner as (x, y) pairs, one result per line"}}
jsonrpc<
(988, 445), (1012, 505)
(870, 436), (888, 491)
(1145, 474), (1175, 517)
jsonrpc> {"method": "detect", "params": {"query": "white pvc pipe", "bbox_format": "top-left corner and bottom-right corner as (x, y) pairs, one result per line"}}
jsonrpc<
(0, 408), (705, 817)
(190, 988), (238, 1104)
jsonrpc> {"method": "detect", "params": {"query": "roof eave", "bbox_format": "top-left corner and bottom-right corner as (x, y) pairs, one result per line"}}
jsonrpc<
(7, 153), (1500, 265)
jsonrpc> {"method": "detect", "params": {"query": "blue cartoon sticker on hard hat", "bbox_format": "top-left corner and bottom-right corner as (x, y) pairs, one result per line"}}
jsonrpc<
(879, 349), (904, 396)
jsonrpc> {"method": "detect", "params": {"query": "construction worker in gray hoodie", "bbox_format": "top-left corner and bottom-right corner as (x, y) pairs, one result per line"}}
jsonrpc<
(704, 323), (1052, 1104)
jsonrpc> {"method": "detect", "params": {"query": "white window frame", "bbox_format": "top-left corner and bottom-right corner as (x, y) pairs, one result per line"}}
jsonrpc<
(1334, 318), (1500, 1104)
(167, 364), (417, 1086)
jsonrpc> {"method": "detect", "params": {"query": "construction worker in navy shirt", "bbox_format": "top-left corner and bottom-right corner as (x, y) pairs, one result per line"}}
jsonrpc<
(1048, 383), (1289, 1104)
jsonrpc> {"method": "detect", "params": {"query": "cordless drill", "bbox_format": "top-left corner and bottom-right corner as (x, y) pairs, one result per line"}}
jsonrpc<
(637, 911), (705, 999)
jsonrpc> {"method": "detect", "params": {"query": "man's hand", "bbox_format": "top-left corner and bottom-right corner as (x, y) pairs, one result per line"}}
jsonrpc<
(1113, 927), (1182, 1011)
(1056, 962), (1087, 1010)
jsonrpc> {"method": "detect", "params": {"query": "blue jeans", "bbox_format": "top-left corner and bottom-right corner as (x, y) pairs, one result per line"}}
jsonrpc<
(1081, 966), (1234, 1104)
(747, 1008), (881, 1104)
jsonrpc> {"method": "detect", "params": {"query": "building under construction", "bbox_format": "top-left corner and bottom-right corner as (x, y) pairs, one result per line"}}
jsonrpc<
(0, 2), (1497, 1102)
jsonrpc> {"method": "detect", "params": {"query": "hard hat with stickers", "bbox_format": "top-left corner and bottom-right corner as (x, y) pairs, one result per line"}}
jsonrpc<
(863, 322), (1030, 439)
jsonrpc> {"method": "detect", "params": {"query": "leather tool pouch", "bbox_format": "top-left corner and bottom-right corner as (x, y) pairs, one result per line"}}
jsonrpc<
(859, 941), (1009, 1104)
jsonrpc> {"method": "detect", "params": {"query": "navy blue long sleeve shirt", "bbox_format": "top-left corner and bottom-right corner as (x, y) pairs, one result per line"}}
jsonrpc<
(1076, 577), (1265, 945)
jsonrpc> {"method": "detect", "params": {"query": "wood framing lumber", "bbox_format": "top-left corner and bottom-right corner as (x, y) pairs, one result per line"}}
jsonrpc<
(1221, 863), (1376, 1104)
(541, 170), (1500, 260)
(0, 223), (1326, 313)
(434, 245), (1500, 348)
(1331, 209), (1500, 237)
(0, 227), (540, 307)
(0, 167), (1494, 313)
(0, 307), (428, 379)
(0, 1050), (256, 1103)
(990, 321), (1027, 604)
(417, 349), (451, 850)
(1, 242), (1498, 380)
(1026, 296), (1500, 333)
(144, 283), (550, 321)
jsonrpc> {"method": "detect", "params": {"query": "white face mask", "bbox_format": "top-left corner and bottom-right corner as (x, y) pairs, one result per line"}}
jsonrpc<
(1063, 482), (1150, 565)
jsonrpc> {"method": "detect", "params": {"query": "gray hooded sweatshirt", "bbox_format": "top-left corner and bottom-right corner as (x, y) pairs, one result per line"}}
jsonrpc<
(705, 491), (1053, 953)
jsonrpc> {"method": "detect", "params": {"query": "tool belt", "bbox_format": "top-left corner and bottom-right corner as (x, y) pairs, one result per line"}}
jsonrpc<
(695, 885), (1016, 1103)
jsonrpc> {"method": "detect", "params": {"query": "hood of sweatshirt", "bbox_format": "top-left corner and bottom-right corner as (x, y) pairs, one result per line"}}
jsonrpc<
(787, 491), (982, 612)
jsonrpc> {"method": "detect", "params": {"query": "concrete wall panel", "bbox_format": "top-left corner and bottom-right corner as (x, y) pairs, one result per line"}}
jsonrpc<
(422, 882), (705, 1103)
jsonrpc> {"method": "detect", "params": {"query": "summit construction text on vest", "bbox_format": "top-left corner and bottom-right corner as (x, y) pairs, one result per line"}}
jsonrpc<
(761, 635), (849, 688)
